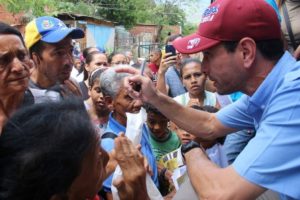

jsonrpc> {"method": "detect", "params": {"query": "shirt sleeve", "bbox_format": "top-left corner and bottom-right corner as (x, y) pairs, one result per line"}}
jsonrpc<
(232, 82), (300, 199)
(216, 95), (255, 130)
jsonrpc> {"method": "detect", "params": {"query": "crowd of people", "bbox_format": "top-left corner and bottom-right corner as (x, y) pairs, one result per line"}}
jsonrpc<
(0, 0), (300, 199)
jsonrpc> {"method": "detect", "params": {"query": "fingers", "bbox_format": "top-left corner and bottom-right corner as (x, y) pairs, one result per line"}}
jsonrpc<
(164, 55), (177, 63)
(105, 151), (118, 178)
(62, 80), (82, 97)
(113, 177), (133, 200)
(123, 75), (148, 100)
(123, 76), (141, 93)
(114, 65), (140, 75)
(136, 144), (142, 151)
(294, 45), (300, 60)
(160, 53), (177, 73)
(113, 177), (125, 190)
(163, 52), (172, 58)
(114, 134), (135, 156)
(143, 157), (153, 176)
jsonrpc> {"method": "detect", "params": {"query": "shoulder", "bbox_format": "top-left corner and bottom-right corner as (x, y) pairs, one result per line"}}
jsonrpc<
(22, 89), (35, 107)
(29, 88), (61, 104)
(204, 90), (217, 106)
(101, 134), (116, 152)
(173, 92), (189, 105)
(101, 125), (118, 152)
(169, 131), (181, 146)
(165, 66), (176, 77)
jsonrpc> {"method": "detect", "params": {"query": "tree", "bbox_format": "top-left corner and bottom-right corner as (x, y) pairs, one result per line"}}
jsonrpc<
(0, 0), (58, 17)
(94, 0), (156, 29)
(182, 22), (197, 36)
(2, 0), (196, 45)
(145, 1), (185, 43)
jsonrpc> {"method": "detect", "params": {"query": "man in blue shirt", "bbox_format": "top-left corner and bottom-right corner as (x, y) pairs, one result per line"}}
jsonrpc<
(99, 68), (158, 199)
(116, 0), (300, 199)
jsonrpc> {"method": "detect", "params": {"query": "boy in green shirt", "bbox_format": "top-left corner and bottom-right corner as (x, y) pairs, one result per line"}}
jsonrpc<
(145, 104), (181, 161)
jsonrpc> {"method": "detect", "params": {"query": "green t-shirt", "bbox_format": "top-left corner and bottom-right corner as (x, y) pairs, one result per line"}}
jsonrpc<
(149, 130), (181, 161)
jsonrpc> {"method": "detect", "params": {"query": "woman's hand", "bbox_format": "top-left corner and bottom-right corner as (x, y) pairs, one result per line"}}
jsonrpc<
(112, 134), (150, 200)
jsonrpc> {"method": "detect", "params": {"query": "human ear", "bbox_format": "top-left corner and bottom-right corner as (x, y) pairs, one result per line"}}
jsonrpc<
(31, 52), (41, 66)
(104, 96), (113, 107)
(238, 37), (256, 69)
(88, 86), (92, 96)
(84, 63), (90, 73)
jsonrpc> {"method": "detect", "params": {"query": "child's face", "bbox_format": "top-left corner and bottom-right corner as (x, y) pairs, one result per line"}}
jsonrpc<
(176, 127), (196, 145)
(147, 112), (169, 139)
(89, 80), (107, 111)
(176, 126), (215, 149)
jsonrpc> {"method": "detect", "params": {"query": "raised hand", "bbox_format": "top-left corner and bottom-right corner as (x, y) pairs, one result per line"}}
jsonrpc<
(112, 134), (150, 200)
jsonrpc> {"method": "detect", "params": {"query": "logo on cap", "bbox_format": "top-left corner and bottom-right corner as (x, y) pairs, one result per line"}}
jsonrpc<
(201, 4), (220, 23)
(187, 38), (200, 50)
(42, 20), (54, 29)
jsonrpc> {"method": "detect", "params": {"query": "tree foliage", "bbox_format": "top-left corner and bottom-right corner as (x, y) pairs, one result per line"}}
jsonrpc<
(0, 0), (56, 17)
(1, 0), (198, 43)
(94, 0), (144, 29)
(182, 22), (198, 36)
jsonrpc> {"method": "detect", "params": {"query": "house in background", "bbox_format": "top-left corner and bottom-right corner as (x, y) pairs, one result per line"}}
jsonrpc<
(56, 13), (116, 52)
(1, 5), (181, 59)
(128, 23), (181, 58)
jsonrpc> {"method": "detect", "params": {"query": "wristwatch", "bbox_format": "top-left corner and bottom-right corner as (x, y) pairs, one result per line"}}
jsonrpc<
(181, 140), (202, 159)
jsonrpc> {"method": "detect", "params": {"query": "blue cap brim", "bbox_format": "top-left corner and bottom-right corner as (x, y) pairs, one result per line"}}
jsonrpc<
(41, 28), (84, 43)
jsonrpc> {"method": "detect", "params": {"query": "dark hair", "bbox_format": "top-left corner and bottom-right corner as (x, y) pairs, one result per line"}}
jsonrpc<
(190, 105), (225, 144)
(180, 58), (202, 78)
(108, 51), (125, 64)
(29, 40), (45, 58)
(0, 99), (97, 200)
(88, 68), (107, 87)
(165, 34), (182, 45)
(144, 103), (168, 119)
(108, 52), (116, 64)
(223, 39), (284, 61)
(0, 22), (24, 46)
(83, 51), (105, 81)
(86, 51), (105, 65)
(151, 48), (162, 56)
(82, 47), (99, 59)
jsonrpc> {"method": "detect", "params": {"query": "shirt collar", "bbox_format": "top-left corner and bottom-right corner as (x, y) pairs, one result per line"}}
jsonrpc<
(107, 112), (126, 133)
(248, 51), (296, 111)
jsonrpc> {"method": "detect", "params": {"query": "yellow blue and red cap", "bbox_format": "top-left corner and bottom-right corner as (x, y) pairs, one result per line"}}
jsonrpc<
(25, 16), (84, 49)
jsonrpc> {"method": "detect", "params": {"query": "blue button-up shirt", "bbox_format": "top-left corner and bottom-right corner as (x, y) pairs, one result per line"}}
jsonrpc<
(217, 52), (300, 199)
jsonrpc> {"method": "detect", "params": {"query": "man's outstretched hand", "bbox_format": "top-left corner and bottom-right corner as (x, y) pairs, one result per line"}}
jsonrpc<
(114, 66), (158, 104)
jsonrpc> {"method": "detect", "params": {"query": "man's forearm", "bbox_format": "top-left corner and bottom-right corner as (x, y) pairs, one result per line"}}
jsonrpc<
(185, 148), (265, 200)
(185, 148), (221, 199)
(148, 91), (222, 139)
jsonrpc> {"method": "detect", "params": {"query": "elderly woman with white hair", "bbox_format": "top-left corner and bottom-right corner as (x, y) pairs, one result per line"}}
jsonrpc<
(99, 67), (159, 200)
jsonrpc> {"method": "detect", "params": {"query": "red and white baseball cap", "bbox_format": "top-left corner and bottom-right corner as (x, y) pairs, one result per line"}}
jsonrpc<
(173, 0), (281, 54)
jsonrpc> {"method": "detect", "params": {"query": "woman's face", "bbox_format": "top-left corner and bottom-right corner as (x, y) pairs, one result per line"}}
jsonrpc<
(111, 54), (128, 66)
(0, 34), (31, 96)
(68, 134), (109, 200)
(86, 54), (108, 75)
(182, 62), (206, 98)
